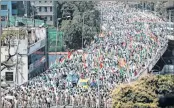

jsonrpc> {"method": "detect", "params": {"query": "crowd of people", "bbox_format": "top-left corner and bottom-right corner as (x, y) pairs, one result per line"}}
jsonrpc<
(1, 1), (171, 108)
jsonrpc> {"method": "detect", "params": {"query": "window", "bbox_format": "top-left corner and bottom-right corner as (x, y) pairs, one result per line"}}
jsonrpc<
(50, 1), (52, 3)
(39, 7), (41, 12)
(1, 5), (7, 10)
(45, 1), (47, 3)
(50, 16), (52, 21)
(50, 7), (52, 12)
(39, 1), (41, 3)
(12, 4), (17, 9)
(5, 72), (13, 81)
(44, 7), (47, 12)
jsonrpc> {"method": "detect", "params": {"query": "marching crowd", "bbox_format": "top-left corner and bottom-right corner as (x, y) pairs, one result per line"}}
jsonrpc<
(1, 1), (170, 108)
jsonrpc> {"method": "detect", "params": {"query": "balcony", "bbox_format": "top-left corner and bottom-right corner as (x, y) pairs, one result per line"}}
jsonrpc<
(28, 28), (46, 55)
(28, 39), (46, 55)
(34, 3), (53, 7)
(36, 12), (53, 16)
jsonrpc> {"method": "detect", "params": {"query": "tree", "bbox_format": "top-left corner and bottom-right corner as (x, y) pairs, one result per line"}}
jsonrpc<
(58, 1), (100, 49)
(112, 74), (174, 108)
(1, 29), (26, 72)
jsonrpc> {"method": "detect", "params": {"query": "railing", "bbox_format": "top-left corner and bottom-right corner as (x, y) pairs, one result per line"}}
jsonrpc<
(9, 16), (44, 27)
(132, 41), (168, 80)
(28, 39), (46, 55)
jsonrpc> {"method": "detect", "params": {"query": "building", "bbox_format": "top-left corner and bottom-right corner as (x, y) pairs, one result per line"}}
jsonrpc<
(1, 1), (12, 27)
(23, 1), (31, 17)
(0, 1), (24, 27)
(30, 1), (57, 26)
(165, 1), (174, 22)
(1, 26), (48, 86)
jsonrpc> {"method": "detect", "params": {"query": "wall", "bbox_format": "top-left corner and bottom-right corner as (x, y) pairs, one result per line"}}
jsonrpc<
(28, 28), (46, 55)
(27, 27), (48, 79)
(1, 39), (28, 86)
(31, 1), (54, 25)
(1, 1), (12, 27)
(11, 1), (17, 15)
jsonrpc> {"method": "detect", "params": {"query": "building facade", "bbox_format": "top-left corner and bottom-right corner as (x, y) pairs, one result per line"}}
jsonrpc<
(0, 1), (21, 27)
(23, 1), (31, 17)
(1, 27), (48, 86)
(31, 1), (57, 26)
(1, 1), (12, 27)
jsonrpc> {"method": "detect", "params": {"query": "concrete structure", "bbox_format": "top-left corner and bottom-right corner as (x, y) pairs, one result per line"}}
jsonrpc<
(23, 1), (31, 17)
(0, 1), (21, 27)
(0, 1), (12, 27)
(31, 1), (57, 26)
(1, 27), (48, 86)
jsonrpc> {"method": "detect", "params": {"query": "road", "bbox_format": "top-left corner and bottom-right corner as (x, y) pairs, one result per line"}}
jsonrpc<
(18, 104), (82, 108)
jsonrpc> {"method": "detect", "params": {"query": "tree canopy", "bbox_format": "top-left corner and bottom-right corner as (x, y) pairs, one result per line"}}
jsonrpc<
(58, 1), (100, 49)
(112, 74), (174, 108)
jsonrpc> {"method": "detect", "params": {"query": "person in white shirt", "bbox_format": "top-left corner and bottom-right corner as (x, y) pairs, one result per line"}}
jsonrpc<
(46, 95), (51, 108)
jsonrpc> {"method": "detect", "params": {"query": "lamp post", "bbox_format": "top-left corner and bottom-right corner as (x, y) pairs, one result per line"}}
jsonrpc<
(15, 28), (20, 87)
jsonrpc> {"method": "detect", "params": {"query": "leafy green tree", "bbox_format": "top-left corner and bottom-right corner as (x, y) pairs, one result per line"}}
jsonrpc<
(58, 1), (100, 49)
(112, 74), (174, 108)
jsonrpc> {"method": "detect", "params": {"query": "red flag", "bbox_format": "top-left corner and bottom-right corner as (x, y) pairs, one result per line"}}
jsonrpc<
(119, 58), (126, 68)
(68, 51), (71, 59)
(84, 63), (87, 68)
(100, 62), (103, 69)
(60, 57), (65, 63)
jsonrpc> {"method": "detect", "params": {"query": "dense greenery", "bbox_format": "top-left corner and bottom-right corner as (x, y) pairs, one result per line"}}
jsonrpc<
(1, 30), (26, 40)
(112, 74), (174, 108)
(57, 1), (100, 49)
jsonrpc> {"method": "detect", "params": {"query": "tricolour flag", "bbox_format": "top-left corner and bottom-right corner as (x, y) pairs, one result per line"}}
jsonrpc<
(119, 58), (126, 68)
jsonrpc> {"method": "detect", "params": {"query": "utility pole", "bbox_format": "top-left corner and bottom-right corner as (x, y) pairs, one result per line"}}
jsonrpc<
(32, 2), (35, 27)
(56, 18), (61, 61)
(15, 28), (19, 87)
(82, 14), (84, 49)
(56, 19), (58, 60)
(0, 1), (2, 107)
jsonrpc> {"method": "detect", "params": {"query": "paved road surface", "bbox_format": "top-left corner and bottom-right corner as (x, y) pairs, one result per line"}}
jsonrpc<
(18, 105), (82, 108)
